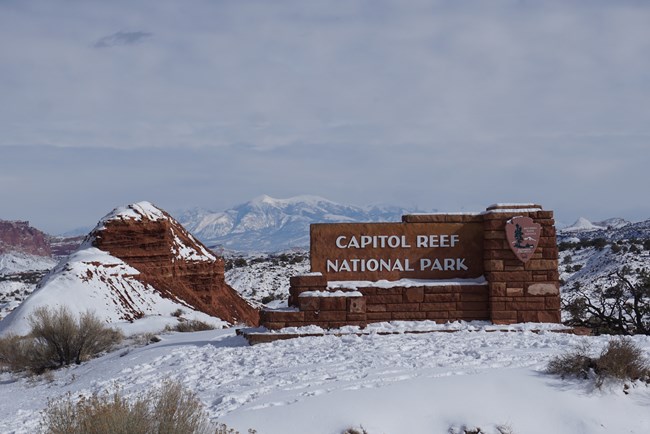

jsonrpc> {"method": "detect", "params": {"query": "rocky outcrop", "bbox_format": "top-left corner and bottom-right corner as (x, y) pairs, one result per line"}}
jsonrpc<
(0, 220), (51, 256)
(47, 235), (85, 257)
(91, 202), (259, 326)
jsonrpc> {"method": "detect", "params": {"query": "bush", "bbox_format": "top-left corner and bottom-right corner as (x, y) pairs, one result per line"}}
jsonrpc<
(261, 294), (280, 304)
(233, 258), (248, 268)
(597, 338), (649, 382)
(41, 381), (213, 434)
(547, 343), (595, 380)
(0, 307), (122, 373)
(593, 238), (608, 251)
(563, 267), (649, 335)
(41, 382), (257, 434)
(167, 319), (215, 333)
(547, 338), (650, 387)
(0, 333), (53, 373)
(343, 427), (369, 434)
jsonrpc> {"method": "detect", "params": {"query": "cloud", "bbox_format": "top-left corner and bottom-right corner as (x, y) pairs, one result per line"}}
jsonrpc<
(94, 31), (152, 48)
(1, 1), (650, 228)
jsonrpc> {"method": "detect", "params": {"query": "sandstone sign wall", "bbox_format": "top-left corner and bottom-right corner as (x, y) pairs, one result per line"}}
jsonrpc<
(310, 221), (484, 281)
(260, 204), (561, 330)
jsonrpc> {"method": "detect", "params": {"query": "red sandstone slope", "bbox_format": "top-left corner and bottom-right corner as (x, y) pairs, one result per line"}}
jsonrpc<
(90, 202), (259, 326)
(0, 220), (51, 256)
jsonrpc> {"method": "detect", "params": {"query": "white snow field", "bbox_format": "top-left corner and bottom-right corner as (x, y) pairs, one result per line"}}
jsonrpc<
(1, 324), (649, 434)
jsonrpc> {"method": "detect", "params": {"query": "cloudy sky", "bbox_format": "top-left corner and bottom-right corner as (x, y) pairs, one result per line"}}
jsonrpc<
(1, 0), (649, 233)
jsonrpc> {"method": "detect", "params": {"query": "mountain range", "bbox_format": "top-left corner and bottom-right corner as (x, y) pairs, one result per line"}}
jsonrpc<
(175, 194), (427, 253)
(558, 216), (650, 242)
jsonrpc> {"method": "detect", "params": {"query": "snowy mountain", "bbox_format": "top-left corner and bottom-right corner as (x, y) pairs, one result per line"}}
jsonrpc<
(175, 194), (427, 253)
(559, 216), (647, 242)
(561, 217), (607, 233)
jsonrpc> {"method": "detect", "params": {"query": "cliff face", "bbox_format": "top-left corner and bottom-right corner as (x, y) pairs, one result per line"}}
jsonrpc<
(91, 203), (259, 326)
(0, 220), (51, 256)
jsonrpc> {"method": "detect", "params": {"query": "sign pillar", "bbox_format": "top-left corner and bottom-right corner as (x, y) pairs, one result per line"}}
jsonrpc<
(483, 204), (560, 324)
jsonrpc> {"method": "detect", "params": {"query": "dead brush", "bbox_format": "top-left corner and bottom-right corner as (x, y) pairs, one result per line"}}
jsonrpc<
(547, 337), (650, 387)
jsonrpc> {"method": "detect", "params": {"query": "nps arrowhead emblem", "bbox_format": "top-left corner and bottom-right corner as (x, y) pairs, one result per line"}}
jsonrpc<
(505, 216), (541, 263)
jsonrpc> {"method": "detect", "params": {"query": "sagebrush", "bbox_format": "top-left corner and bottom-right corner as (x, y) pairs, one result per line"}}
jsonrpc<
(0, 306), (122, 373)
(166, 319), (215, 333)
(547, 337), (650, 387)
(40, 381), (256, 434)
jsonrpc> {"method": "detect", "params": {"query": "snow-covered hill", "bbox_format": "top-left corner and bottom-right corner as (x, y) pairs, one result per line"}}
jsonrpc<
(1, 326), (649, 434)
(225, 250), (309, 308)
(557, 219), (650, 330)
(0, 202), (234, 336)
(175, 195), (426, 253)
(0, 251), (56, 275)
(0, 252), (58, 321)
(558, 216), (644, 241)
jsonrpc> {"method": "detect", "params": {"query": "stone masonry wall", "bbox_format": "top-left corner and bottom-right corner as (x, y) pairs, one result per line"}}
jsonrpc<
(483, 205), (561, 324)
(260, 273), (489, 330)
(259, 204), (561, 330)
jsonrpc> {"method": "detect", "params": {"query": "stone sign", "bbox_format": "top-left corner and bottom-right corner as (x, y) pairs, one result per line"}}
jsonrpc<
(259, 204), (561, 330)
(310, 222), (484, 281)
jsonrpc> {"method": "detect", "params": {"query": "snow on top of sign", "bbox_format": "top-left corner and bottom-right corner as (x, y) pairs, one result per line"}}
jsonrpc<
(405, 212), (483, 216)
(299, 290), (363, 298)
(302, 272), (323, 277)
(406, 204), (542, 216)
(487, 203), (541, 208)
(327, 276), (487, 290)
(484, 208), (543, 214)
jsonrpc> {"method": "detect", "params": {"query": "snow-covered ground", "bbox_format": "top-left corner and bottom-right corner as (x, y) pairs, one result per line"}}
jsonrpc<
(0, 252), (57, 321)
(225, 252), (309, 307)
(1, 325), (649, 434)
(0, 252), (57, 275)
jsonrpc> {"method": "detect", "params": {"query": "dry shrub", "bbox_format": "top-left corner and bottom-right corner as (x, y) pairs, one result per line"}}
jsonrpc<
(597, 338), (650, 381)
(0, 333), (53, 373)
(168, 319), (215, 333)
(42, 381), (210, 434)
(547, 338), (650, 386)
(41, 382), (256, 434)
(0, 306), (122, 373)
(343, 427), (369, 434)
(547, 342), (595, 380)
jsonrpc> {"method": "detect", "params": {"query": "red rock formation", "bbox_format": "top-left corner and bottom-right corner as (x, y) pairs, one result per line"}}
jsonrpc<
(0, 220), (51, 256)
(91, 203), (259, 326)
(47, 235), (85, 257)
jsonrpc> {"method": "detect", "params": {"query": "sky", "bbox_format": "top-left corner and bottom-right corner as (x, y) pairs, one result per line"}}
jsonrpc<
(1, 0), (650, 234)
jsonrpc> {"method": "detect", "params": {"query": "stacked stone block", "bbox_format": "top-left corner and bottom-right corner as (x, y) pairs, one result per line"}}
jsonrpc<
(262, 281), (489, 330)
(259, 204), (561, 330)
(483, 204), (560, 324)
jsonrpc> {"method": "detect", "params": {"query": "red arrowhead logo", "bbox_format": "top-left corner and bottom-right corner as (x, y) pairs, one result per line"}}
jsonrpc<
(505, 216), (541, 263)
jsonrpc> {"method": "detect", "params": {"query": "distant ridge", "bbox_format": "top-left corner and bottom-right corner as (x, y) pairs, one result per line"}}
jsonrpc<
(175, 195), (428, 253)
